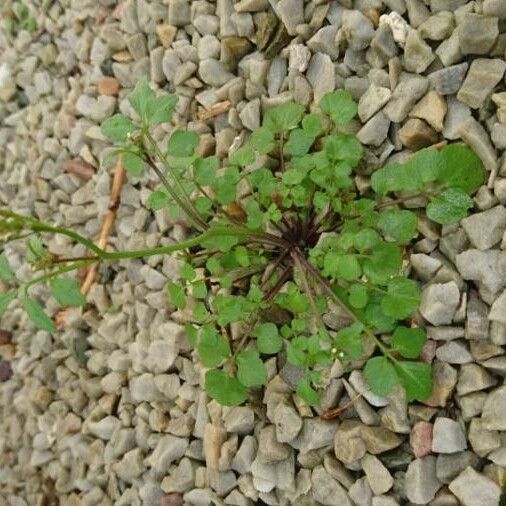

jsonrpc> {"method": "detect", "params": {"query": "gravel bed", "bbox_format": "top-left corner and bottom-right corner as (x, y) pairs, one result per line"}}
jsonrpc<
(0, 0), (506, 505)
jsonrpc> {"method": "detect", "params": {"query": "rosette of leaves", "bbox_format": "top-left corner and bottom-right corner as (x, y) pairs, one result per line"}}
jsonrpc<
(0, 78), (485, 408)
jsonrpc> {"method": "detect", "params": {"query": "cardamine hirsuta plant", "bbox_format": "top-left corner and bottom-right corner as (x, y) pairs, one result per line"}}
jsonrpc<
(0, 78), (485, 406)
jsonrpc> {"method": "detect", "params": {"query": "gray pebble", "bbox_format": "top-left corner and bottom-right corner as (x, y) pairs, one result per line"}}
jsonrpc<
(457, 13), (499, 55)
(342, 10), (375, 51)
(428, 63), (468, 96)
(357, 111), (391, 146)
(384, 73), (428, 122)
(461, 205), (506, 251)
(449, 467), (501, 506)
(306, 53), (335, 103)
(404, 456), (441, 504)
(432, 417), (467, 454)
(418, 12), (454, 41)
(360, 453), (393, 495)
(483, 0), (506, 18)
(420, 281), (460, 326)
(168, 0), (191, 26)
(456, 249), (506, 296)
(199, 59), (235, 87)
(481, 385), (506, 430)
(436, 340), (472, 364)
(358, 84), (392, 123)
(403, 29), (435, 73)
(311, 466), (353, 506)
(458, 117), (498, 174)
(458, 58), (506, 109)
(277, 0), (304, 36)
(436, 451), (480, 484)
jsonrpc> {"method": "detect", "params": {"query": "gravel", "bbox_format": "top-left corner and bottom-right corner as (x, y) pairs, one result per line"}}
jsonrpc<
(2, 1), (506, 504)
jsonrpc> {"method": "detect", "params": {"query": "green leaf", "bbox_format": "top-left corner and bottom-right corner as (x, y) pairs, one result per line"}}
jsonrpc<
(285, 129), (314, 157)
(255, 322), (282, 354)
(296, 377), (320, 406)
(334, 322), (364, 360)
(364, 356), (399, 397)
(302, 113), (323, 137)
(194, 156), (219, 186)
(362, 242), (402, 284)
(436, 144), (485, 193)
(23, 297), (55, 332)
(148, 190), (170, 210)
(378, 209), (418, 244)
(167, 282), (186, 310)
(319, 90), (357, 125)
(185, 324), (198, 347)
(168, 130), (200, 157)
(404, 147), (442, 184)
(324, 133), (363, 166)
(364, 295), (397, 332)
(381, 277), (420, 320)
(324, 252), (361, 281)
(392, 326), (426, 359)
(122, 151), (144, 176)
(50, 279), (86, 307)
(263, 102), (305, 133)
(205, 369), (248, 406)
(128, 77), (155, 123)
(245, 200), (263, 229)
(201, 233), (239, 253)
(100, 114), (134, 143)
(353, 228), (381, 252)
(249, 126), (276, 154)
(371, 162), (422, 195)
(150, 94), (178, 125)
(0, 291), (17, 316)
(0, 254), (15, 282)
(426, 187), (474, 225)
(394, 361), (432, 401)
(236, 349), (267, 387)
(26, 236), (46, 261)
(197, 326), (230, 367)
(180, 262), (196, 282)
(348, 284), (368, 309)
(230, 146), (255, 166)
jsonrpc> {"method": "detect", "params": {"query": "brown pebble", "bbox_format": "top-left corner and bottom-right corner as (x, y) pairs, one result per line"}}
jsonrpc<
(160, 494), (183, 506)
(63, 158), (96, 181)
(0, 361), (13, 382)
(0, 329), (12, 344)
(399, 118), (439, 150)
(98, 76), (120, 96)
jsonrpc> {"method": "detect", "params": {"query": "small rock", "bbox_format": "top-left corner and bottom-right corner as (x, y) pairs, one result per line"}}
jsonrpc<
(306, 53), (335, 103)
(431, 417), (467, 454)
(406, 0), (431, 28)
(483, 0), (506, 18)
(258, 426), (291, 462)
(273, 403), (302, 443)
(425, 361), (457, 408)
(288, 44), (311, 72)
(298, 418), (339, 454)
(356, 111), (391, 147)
(334, 421), (367, 464)
(465, 293), (490, 340)
(168, 0), (190, 26)
(468, 418), (500, 457)
(443, 95), (471, 140)
(428, 63), (468, 96)
(239, 98), (260, 131)
(405, 456), (442, 504)
(361, 453), (393, 495)
(358, 84), (392, 123)
(384, 73), (428, 122)
(380, 386), (410, 433)
(435, 30), (462, 67)
(147, 435), (188, 475)
(379, 11), (410, 45)
(409, 90), (447, 132)
(418, 12), (454, 40)
(457, 58), (506, 109)
(461, 205), (506, 250)
(449, 467), (501, 506)
(403, 29), (435, 74)
(311, 466), (353, 506)
(459, 117), (498, 174)
(307, 26), (339, 60)
(420, 281), (461, 326)
(457, 14), (499, 55)
(223, 407), (255, 434)
(204, 424), (227, 469)
(342, 10), (375, 50)
(435, 341), (472, 364)
(457, 364), (495, 396)
(130, 373), (166, 402)
(490, 290), (506, 324)
(399, 118), (438, 150)
(436, 451), (480, 484)
(359, 425), (403, 455)
(199, 59), (235, 87)
(231, 435), (257, 474)
(276, 0), (303, 35)
(98, 76), (120, 96)
(456, 249), (506, 296)
(410, 421), (433, 458)
(348, 477), (373, 506)
(481, 385), (506, 430)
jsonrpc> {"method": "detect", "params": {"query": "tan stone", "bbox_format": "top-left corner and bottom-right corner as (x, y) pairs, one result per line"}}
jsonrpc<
(98, 76), (120, 96)
(399, 118), (438, 150)
(410, 91), (448, 132)
(156, 24), (177, 48)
